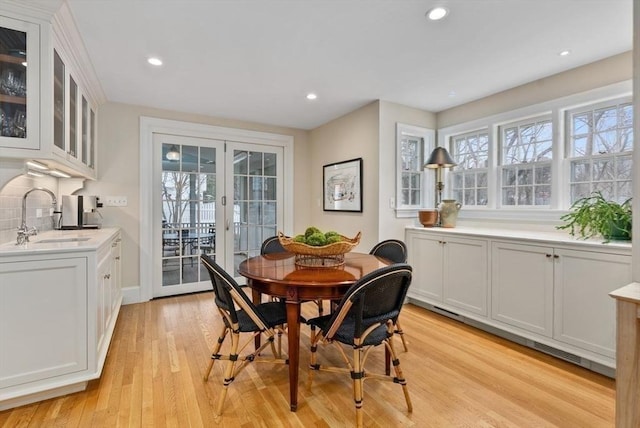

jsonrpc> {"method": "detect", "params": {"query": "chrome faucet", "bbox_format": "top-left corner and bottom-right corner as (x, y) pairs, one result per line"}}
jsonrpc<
(17, 187), (58, 245)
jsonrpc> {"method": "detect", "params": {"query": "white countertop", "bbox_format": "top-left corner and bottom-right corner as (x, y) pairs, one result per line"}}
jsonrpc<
(610, 282), (640, 304)
(406, 225), (632, 250)
(0, 228), (120, 256)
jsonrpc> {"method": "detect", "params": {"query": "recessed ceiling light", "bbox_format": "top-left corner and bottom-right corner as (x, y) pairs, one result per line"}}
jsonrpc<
(147, 57), (163, 66)
(559, 50), (571, 57)
(426, 7), (449, 21)
(306, 93), (318, 100)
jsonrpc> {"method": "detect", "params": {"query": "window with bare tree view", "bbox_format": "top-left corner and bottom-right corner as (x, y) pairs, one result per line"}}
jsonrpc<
(500, 118), (553, 206)
(451, 131), (489, 206)
(568, 99), (633, 204)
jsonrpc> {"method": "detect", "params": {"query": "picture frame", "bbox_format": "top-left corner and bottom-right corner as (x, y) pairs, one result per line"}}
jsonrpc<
(323, 158), (363, 212)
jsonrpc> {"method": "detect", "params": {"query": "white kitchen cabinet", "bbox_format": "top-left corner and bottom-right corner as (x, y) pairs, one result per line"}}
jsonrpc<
(406, 229), (488, 316)
(0, 14), (40, 150)
(406, 226), (632, 373)
(0, 228), (122, 410)
(491, 241), (554, 337)
(553, 247), (631, 358)
(96, 233), (122, 365)
(406, 231), (444, 301)
(51, 46), (98, 176)
(0, 256), (87, 389)
(0, 3), (102, 179)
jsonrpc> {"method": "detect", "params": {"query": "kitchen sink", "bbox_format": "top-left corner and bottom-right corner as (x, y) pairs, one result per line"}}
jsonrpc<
(36, 237), (91, 243)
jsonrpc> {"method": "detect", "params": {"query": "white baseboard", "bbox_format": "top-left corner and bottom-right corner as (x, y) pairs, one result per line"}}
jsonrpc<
(122, 285), (147, 305)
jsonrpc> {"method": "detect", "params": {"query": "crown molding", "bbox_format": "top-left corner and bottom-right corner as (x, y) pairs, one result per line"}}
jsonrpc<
(51, 2), (107, 105)
(1, 0), (62, 22)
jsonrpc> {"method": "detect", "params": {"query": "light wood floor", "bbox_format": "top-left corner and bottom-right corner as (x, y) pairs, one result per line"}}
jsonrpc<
(1, 293), (615, 427)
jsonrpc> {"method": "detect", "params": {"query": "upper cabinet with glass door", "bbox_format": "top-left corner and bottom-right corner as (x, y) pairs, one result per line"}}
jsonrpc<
(0, 3), (104, 179)
(0, 15), (40, 150)
(52, 46), (99, 176)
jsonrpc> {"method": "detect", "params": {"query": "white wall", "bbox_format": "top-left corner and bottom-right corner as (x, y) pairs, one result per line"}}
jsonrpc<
(437, 51), (632, 129)
(81, 102), (311, 291)
(378, 101), (436, 240)
(309, 101), (380, 251)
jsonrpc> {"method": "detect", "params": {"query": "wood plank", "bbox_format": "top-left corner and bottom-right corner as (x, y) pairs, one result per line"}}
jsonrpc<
(0, 294), (615, 427)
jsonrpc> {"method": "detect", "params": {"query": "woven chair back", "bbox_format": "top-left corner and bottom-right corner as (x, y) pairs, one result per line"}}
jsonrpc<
(369, 239), (407, 264)
(324, 263), (412, 341)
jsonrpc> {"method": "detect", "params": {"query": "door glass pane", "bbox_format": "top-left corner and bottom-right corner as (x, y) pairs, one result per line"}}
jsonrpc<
(53, 50), (64, 150)
(0, 27), (27, 139)
(162, 143), (217, 287)
(233, 149), (278, 275)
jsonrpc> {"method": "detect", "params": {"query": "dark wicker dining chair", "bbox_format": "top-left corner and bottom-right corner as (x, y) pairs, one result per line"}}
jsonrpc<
(200, 254), (288, 417)
(370, 239), (409, 351)
(261, 235), (325, 315)
(306, 263), (413, 428)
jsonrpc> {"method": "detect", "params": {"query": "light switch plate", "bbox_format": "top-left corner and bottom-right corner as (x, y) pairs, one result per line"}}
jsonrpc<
(104, 196), (128, 207)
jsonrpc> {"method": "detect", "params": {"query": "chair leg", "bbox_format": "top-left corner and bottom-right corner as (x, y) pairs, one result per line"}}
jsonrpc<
(215, 330), (240, 416)
(307, 326), (319, 390)
(204, 325), (229, 381)
(395, 318), (409, 352)
(386, 328), (413, 413)
(352, 347), (365, 428)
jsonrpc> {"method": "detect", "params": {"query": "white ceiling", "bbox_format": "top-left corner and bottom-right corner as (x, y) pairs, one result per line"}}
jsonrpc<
(66, 0), (632, 130)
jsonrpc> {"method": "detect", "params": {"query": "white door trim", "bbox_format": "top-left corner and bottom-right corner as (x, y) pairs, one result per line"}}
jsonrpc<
(139, 116), (294, 302)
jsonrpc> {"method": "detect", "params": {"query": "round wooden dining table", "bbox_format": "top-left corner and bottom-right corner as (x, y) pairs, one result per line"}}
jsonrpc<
(237, 251), (392, 411)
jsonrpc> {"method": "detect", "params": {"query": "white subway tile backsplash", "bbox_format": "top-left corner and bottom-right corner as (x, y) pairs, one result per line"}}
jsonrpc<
(0, 174), (59, 245)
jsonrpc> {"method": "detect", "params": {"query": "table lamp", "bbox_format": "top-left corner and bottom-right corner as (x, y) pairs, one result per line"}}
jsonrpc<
(424, 147), (457, 209)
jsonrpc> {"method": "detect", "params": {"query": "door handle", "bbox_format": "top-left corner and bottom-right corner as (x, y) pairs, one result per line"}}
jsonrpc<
(226, 219), (230, 231)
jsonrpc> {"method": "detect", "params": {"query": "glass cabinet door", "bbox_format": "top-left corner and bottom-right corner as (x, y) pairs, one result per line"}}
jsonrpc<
(53, 49), (64, 151)
(81, 95), (88, 165)
(69, 75), (78, 158)
(0, 16), (39, 150)
(89, 108), (96, 169)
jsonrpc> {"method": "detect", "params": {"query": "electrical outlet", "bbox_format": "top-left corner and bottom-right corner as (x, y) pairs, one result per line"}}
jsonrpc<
(104, 196), (128, 207)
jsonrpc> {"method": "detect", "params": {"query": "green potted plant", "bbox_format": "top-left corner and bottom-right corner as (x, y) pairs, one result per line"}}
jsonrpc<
(557, 191), (632, 242)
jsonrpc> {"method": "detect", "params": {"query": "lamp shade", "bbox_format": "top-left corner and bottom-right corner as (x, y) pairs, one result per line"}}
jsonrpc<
(424, 147), (456, 169)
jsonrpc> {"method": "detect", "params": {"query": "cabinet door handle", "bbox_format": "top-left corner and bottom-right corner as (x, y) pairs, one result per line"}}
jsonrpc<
(115, 256), (120, 260)
(104, 273), (111, 279)
(553, 254), (560, 259)
(546, 254), (552, 258)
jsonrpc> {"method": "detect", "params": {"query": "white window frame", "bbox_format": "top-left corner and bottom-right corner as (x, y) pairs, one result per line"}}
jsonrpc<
(436, 81), (631, 223)
(450, 129), (490, 207)
(395, 123), (435, 217)
(499, 116), (553, 208)
(565, 96), (633, 204)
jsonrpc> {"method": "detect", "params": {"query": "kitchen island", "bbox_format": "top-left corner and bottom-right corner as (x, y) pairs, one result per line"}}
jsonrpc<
(0, 228), (122, 410)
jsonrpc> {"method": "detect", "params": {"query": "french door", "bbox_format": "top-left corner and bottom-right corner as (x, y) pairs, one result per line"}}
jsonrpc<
(152, 133), (284, 298)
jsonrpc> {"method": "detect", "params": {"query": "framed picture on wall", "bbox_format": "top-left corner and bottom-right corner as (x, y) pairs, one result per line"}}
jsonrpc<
(323, 158), (363, 212)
